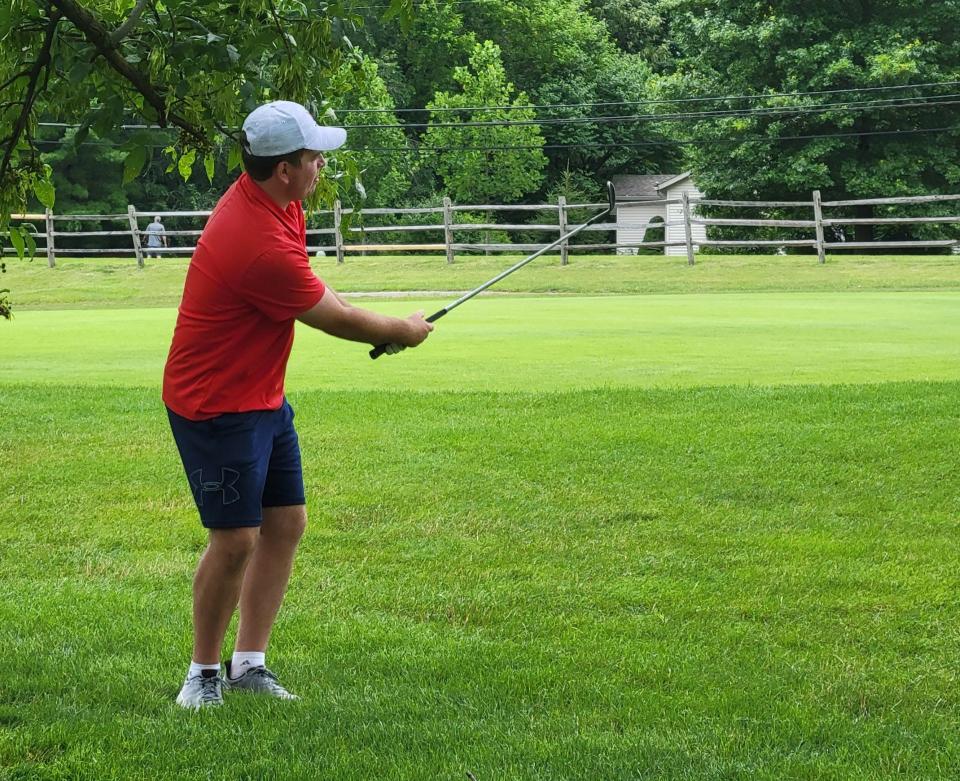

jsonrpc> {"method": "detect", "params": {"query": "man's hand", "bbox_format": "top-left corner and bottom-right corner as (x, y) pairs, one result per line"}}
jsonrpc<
(402, 310), (434, 348)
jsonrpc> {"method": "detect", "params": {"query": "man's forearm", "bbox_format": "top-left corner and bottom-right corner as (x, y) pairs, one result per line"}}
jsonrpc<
(325, 307), (415, 344)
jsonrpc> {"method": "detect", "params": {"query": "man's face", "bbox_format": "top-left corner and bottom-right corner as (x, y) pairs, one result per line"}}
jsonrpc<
(282, 151), (325, 200)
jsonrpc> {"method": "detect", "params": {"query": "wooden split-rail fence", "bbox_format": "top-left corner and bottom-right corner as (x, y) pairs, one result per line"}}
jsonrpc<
(5, 191), (959, 268)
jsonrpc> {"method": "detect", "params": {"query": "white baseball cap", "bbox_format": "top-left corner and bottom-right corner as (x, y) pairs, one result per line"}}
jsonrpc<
(241, 100), (347, 156)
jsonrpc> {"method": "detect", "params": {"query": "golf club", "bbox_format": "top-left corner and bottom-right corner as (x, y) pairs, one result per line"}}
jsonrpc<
(370, 181), (618, 359)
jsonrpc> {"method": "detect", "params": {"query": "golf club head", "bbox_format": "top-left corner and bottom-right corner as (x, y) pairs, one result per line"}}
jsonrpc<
(606, 180), (617, 218)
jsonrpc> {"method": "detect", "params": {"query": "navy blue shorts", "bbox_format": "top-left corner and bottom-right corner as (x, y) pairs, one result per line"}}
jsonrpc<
(167, 399), (305, 528)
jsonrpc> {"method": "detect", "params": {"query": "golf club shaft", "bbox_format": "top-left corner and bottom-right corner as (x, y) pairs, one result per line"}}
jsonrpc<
(369, 200), (613, 359)
(431, 207), (611, 317)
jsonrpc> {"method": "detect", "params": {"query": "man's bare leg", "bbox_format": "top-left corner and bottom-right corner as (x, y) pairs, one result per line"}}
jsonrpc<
(235, 504), (307, 653)
(191, 527), (259, 664)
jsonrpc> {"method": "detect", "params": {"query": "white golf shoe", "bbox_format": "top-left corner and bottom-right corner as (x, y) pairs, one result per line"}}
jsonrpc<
(176, 671), (224, 709)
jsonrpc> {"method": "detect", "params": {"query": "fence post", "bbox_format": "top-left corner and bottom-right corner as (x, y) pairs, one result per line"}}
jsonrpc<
(443, 197), (455, 264)
(681, 191), (695, 266)
(558, 196), (569, 266)
(127, 205), (144, 268)
(45, 208), (56, 267)
(812, 189), (826, 264)
(333, 200), (344, 264)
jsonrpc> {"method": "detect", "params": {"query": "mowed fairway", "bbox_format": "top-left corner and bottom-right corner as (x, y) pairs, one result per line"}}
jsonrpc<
(2, 256), (960, 779)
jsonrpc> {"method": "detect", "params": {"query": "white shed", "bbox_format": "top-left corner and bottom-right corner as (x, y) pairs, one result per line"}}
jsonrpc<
(612, 172), (706, 256)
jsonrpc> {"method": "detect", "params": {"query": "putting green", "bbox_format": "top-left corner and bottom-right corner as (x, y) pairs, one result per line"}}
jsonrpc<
(3, 291), (959, 391)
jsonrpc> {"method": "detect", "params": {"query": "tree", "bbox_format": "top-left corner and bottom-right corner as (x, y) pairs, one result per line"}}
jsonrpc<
(0, 0), (413, 316)
(354, 0), (477, 113)
(584, 0), (671, 59)
(0, 0), (412, 243)
(422, 41), (547, 205)
(352, 0), (679, 203)
(534, 52), (682, 190)
(653, 0), (960, 243)
(338, 58), (417, 209)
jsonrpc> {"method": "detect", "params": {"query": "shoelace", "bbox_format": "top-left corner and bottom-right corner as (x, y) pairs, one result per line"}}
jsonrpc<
(247, 667), (281, 686)
(198, 676), (222, 702)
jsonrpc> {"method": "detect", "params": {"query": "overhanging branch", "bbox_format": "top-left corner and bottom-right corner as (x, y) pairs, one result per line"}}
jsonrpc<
(48, 0), (207, 145)
(0, 10), (61, 183)
(110, 0), (152, 44)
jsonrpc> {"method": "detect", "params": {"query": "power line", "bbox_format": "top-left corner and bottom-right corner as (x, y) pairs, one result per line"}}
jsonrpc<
(35, 81), (960, 133)
(341, 95), (960, 130)
(34, 122), (959, 155)
(343, 80), (960, 115)
(349, 0), (493, 9)
(352, 124), (960, 153)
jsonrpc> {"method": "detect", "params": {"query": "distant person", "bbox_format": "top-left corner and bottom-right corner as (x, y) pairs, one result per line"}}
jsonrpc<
(144, 215), (167, 258)
(163, 100), (433, 709)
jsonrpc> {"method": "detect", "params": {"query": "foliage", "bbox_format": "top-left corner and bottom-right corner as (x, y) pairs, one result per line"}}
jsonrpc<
(338, 58), (416, 209)
(0, 0), (413, 255)
(535, 52), (680, 188)
(355, 0), (478, 112)
(585, 0), (671, 59)
(0, 276), (8, 319)
(652, 0), (960, 242)
(422, 41), (547, 205)
(355, 0), (670, 198)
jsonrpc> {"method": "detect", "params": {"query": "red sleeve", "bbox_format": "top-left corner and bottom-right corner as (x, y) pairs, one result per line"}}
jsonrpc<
(238, 246), (325, 322)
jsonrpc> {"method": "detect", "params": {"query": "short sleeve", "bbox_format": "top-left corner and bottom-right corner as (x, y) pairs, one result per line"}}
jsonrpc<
(237, 246), (325, 322)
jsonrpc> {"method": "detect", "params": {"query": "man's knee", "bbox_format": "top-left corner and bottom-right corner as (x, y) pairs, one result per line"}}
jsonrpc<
(207, 527), (259, 571)
(262, 505), (307, 544)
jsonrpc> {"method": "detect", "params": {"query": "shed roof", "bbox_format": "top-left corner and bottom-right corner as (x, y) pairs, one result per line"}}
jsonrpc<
(611, 172), (693, 199)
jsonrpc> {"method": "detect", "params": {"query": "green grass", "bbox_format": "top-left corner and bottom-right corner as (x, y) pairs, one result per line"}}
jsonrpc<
(5, 252), (960, 310)
(3, 255), (960, 779)
(3, 292), (960, 390)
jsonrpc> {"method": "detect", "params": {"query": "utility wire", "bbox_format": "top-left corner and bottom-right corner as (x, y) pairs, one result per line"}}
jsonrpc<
(341, 95), (960, 130)
(33, 123), (960, 155)
(342, 80), (960, 114)
(35, 81), (960, 132)
(349, 0), (494, 10)
(350, 124), (960, 153)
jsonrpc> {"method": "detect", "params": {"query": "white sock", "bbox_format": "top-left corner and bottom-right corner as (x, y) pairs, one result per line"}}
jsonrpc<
(188, 661), (221, 679)
(229, 651), (265, 679)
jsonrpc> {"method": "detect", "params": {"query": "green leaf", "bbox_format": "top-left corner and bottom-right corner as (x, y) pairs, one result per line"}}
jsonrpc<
(8, 227), (24, 259)
(227, 144), (242, 173)
(73, 123), (90, 148)
(178, 148), (197, 181)
(69, 60), (93, 83)
(162, 145), (178, 175)
(33, 179), (55, 209)
(123, 146), (148, 185)
(23, 229), (36, 260)
(204, 153), (215, 184)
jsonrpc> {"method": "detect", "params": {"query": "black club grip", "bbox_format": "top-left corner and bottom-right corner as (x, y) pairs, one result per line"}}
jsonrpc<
(368, 308), (447, 360)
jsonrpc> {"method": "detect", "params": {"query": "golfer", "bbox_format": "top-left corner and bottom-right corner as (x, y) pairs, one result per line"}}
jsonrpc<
(163, 100), (433, 709)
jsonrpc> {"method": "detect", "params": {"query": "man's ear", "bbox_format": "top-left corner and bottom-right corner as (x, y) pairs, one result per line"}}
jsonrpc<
(275, 161), (290, 184)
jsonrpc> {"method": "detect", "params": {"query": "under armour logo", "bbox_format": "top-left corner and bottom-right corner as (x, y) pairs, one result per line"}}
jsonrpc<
(189, 468), (241, 506)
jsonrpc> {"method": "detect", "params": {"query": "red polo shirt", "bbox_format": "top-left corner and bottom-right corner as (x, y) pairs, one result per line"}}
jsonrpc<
(162, 173), (325, 420)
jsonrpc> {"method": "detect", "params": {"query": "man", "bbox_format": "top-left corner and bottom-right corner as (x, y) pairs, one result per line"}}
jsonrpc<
(144, 215), (167, 258)
(163, 100), (433, 709)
